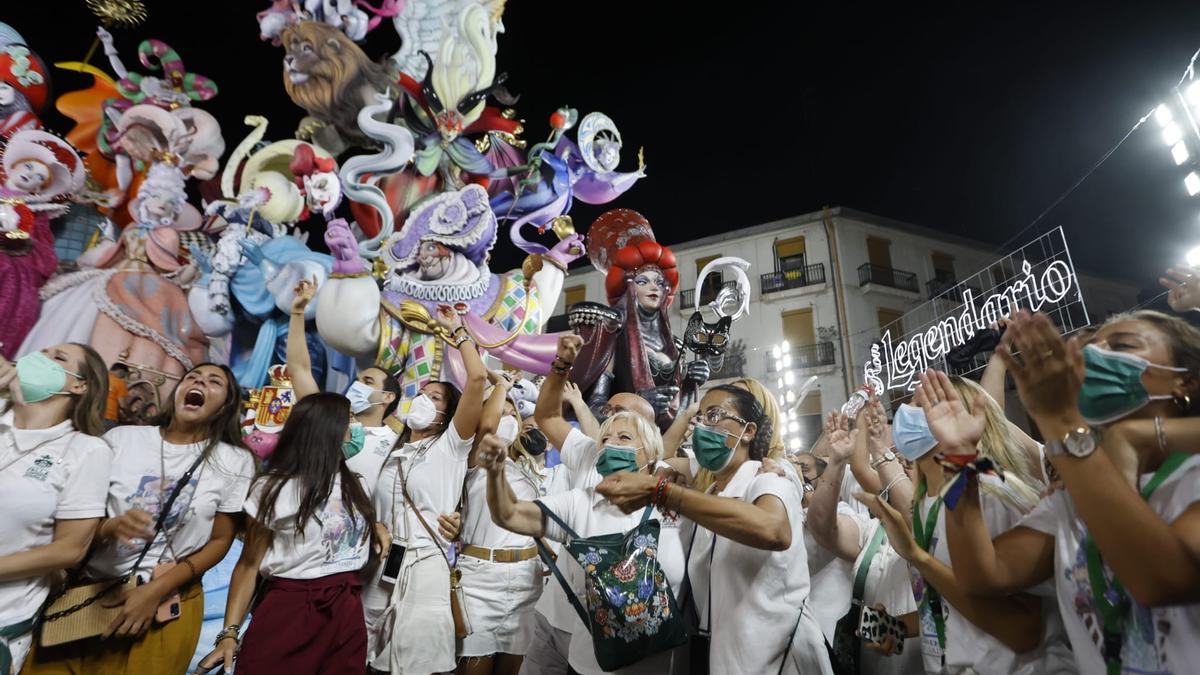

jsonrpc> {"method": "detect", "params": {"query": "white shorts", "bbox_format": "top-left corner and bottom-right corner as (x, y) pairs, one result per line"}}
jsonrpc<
(365, 546), (455, 674)
(458, 556), (543, 657)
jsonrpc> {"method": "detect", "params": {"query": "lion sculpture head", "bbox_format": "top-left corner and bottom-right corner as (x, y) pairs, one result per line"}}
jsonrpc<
(279, 21), (391, 150)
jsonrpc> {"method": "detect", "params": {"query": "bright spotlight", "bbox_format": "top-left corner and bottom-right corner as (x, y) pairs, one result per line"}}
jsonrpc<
(788, 420), (799, 433)
(1174, 141), (1190, 165)
(1187, 172), (1200, 196)
(784, 371), (795, 385)
(1188, 81), (1200, 106)
(1188, 245), (1200, 267)
(1164, 122), (1184, 147)
(774, 359), (784, 372)
(777, 378), (784, 390)
(783, 354), (793, 368)
(786, 390), (796, 403)
(781, 340), (790, 353)
(1157, 104), (1174, 127)
(771, 346), (781, 359)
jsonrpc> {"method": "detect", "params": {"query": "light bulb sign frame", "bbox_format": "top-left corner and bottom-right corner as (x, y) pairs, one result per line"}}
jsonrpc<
(863, 227), (1089, 392)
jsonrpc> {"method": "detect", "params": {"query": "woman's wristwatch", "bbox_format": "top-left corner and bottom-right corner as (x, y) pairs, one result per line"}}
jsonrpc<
(1044, 426), (1101, 459)
(870, 449), (897, 468)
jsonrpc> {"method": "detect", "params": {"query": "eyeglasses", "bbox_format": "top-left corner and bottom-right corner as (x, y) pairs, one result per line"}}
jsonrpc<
(693, 407), (748, 427)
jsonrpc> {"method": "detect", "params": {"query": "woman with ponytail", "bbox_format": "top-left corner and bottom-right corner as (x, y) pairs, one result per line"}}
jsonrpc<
(596, 383), (833, 674)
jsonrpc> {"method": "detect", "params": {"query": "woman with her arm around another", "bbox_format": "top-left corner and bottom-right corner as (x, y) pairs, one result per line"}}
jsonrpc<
(945, 309), (1200, 674)
(363, 305), (487, 675)
(595, 384), (833, 675)
(26, 363), (255, 675)
(0, 346), (110, 674)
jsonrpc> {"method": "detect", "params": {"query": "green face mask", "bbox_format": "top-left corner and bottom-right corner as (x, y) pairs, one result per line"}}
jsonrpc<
(692, 423), (741, 472)
(1078, 344), (1187, 424)
(342, 422), (366, 459)
(595, 444), (640, 477)
(16, 352), (81, 404)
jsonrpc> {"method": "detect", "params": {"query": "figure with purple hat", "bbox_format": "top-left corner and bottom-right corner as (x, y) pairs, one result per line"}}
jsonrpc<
(316, 183), (584, 416)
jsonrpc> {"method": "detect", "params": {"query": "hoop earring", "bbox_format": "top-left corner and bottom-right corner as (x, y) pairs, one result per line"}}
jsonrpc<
(1176, 394), (1192, 411)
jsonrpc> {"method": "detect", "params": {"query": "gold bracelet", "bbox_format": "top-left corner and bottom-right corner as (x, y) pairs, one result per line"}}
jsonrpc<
(540, 255), (568, 273)
(181, 558), (197, 581)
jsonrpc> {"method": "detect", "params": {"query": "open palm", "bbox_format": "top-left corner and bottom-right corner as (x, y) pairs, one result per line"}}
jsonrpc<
(916, 369), (984, 456)
(827, 412), (855, 462)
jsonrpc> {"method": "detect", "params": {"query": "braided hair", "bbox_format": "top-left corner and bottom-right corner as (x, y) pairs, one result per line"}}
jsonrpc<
(711, 384), (773, 460)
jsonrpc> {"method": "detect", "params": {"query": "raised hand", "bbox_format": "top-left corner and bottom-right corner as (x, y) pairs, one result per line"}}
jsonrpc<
(435, 304), (464, 333)
(1161, 266), (1200, 313)
(562, 381), (585, 406)
(291, 274), (319, 315)
(827, 411), (855, 462)
(477, 433), (508, 473)
(994, 310), (1085, 424)
(914, 369), (985, 456)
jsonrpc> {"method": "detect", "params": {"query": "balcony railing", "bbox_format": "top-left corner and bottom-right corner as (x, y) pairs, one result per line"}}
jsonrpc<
(765, 341), (836, 373)
(926, 276), (979, 302)
(858, 263), (919, 293)
(678, 280), (738, 312)
(760, 263), (827, 295)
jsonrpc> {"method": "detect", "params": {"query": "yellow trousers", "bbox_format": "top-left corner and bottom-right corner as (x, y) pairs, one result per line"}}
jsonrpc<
(22, 583), (203, 675)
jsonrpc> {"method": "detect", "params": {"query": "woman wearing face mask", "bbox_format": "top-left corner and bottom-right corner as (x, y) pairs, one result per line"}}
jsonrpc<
(683, 377), (787, 493)
(0, 346), (109, 674)
(24, 363), (255, 675)
(362, 304), (486, 675)
(288, 277), (401, 476)
(852, 372), (1072, 675)
(596, 384), (832, 675)
(480, 406), (686, 675)
(946, 310), (1200, 675)
(198, 393), (383, 674)
(456, 373), (547, 675)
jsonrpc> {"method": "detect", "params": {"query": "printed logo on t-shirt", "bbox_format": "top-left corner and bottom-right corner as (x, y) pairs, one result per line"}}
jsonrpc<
(1069, 522), (1170, 674)
(24, 454), (55, 481)
(118, 474), (199, 556)
(319, 492), (368, 567)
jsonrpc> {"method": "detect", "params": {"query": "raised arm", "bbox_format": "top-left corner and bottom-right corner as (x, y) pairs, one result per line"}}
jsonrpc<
(856, 492), (1044, 653)
(479, 434), (546, 537)
(436, 305), (488, 440)
(863, 397), (913, 510)
(980, 350), (1008, 413)
(562, 380), (600, 440)
(661, 400), (699, 458)
(841, 410), (882, 495)
(535, 334), (583, 450)
(806, 423), (864, 561)
(469, 371), (513, 468)
(286, 275), (321, 399)
(0, 518), (99, 581)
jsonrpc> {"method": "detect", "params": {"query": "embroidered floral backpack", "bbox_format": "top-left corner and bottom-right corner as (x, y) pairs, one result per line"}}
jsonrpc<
(535, 502), (688, 671)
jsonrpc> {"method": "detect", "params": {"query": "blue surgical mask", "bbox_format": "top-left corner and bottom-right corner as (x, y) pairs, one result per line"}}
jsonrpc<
(345, 381), (379, 415)
(595, 445), (640, 477)
(1078, 344), (1187, 425)
(892, 404), (937, 460)
(343, 422), (366, 459)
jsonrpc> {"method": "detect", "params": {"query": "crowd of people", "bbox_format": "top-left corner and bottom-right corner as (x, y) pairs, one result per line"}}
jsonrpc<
(4, 267), (1200, 675)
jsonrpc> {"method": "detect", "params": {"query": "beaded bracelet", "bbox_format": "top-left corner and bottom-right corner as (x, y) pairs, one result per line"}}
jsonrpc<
(214, 624), (240, 646)
(551, 356), (574, 376)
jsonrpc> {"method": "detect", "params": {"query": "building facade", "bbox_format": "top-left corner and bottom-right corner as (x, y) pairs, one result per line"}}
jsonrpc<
(549, 206), (1139, 452)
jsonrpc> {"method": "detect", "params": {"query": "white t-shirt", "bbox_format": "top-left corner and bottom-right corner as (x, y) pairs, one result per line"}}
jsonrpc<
(1020, 455), (1200, 675)
(803, 501), (857, 641)
(245, 441), (389, 579)
(913, 475), (1064, 675)
(0, 411), (111, 626)
(559, 427), (602, 491)
(462, 459), (542, 549)
(687, 460), (816, 675)
(87, 426), (255, 580)
(536, 481), (685, 675)
(839, 470), (871, 518)
(361, 425), (399, 480)
(374, 425), (473, 550)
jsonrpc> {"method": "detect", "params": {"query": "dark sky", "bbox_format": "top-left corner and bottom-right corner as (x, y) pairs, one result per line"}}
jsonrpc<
(7, 1), (1200, 292)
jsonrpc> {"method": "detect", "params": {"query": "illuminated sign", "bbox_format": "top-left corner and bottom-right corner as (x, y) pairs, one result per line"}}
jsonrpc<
(864, 227), (1088, 392)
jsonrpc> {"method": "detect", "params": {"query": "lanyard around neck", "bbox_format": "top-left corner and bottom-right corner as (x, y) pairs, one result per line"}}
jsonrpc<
(912, 478), (947, 655)
(1084, 451), (1189, 675)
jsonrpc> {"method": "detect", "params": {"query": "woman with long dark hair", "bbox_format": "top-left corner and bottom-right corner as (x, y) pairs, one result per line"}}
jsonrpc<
(0, 345), (109, 673)
(364, 304), (488, 674)
(199, 393), (384, 674)
(25, 363), (255, 675)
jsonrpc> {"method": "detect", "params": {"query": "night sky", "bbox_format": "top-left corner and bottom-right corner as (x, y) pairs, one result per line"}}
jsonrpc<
(7, 1), (1200, 297)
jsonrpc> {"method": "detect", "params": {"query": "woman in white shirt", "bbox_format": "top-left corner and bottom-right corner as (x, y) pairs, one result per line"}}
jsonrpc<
(945, 309), (1200, 674)
(480, 409), (686, 675)
(364, 305), (487, 674)
(595, 384), (833, 675)
(457, 374), (546, 674)
(0, 345), (110, 674)
(25, 362), (255, 675)
(199, 392), (385, 674)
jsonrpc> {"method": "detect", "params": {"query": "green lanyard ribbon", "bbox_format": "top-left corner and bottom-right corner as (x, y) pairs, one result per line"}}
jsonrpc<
(1083, 451), (1189, 675)
(912, 479), (947, 658)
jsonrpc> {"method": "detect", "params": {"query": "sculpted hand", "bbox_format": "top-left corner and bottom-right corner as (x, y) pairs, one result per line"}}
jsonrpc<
(546, 233), (586, 267)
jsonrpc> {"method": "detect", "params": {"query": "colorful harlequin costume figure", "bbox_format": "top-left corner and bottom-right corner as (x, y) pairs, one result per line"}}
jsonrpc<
(569, 209), (690, 429)
(0, 130), (84, 358)
(317, 183), (583, 416)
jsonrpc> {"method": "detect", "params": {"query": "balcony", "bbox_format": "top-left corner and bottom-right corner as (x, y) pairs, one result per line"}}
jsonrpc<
(678, 280), (738, 313)
(926, 276), (979, 302)
(765, 341), (836, 373)
(858, 263), (919, 295)
(760, 263), (827, 296)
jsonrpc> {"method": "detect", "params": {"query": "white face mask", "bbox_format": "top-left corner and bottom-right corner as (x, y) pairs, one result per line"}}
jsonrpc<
(406, 393), (443, 431)
(345, 381), (380, 415)
(496, 415), (520, 446)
